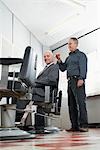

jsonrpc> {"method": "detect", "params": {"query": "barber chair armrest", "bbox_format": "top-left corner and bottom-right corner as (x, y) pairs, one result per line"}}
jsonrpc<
(8, 71), (28, 95)
(44, 86), (55, 103)
(54, 90), (62, 115)
(45, 86), (50, 103)
(44, 90), (62, 115)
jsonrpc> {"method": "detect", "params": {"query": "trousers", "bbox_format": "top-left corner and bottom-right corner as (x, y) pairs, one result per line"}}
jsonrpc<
(68, 78), (88, 129)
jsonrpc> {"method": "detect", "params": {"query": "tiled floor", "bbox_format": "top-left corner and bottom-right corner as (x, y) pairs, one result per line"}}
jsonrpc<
(0, 129), (100, 150)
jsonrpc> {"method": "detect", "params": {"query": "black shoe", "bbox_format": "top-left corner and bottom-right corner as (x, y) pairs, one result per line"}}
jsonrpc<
(79, 127), (88, 132)
(66, 128), (79, 132)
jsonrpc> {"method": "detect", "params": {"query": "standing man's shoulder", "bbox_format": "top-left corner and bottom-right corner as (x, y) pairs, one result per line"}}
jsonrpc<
(78, 50), (87, 59)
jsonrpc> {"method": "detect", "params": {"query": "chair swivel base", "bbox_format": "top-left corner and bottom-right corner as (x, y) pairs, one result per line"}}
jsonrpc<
(0, 127), (36, 140)
(44, 126), (61, 133)
(27, 126), (61, 134)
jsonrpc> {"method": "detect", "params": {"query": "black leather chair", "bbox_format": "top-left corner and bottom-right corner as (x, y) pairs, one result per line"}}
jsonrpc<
(6, 46), (37, 126)
(7, 46), (37, 98)
(0, 46), (37, 140)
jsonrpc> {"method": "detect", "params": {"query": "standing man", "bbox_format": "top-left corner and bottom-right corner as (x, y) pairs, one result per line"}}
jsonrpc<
(56, 37), (88, 132)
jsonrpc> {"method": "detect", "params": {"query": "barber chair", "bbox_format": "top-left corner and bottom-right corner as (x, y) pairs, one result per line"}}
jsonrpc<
(10, 72), (62, 134)
(0, 46), (37, 140)
(13, 65), (62, 133)
(0, 46), (62, 137)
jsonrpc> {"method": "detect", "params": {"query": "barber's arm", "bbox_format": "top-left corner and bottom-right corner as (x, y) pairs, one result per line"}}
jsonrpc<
(35, 64), (59, 86)
(77, 53), (87, 87)
(56, 53), (67, 72)
(57, 60), (67, 72)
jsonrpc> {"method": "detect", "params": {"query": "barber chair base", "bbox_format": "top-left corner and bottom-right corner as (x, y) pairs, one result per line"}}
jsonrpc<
(0, 127), (36, 140)
(44, 126), (61, 132)
(18, 126), (51, 134)
(28, 129), (52, 134)
(26, 126), (61, 134)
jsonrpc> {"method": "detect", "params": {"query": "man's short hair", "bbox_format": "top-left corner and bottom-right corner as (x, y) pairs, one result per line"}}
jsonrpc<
(43, 50), (53, 57)
(70, 37), (78, 45)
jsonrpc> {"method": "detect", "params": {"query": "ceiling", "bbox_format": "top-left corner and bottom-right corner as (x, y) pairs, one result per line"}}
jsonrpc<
(2, 0), (99, 47)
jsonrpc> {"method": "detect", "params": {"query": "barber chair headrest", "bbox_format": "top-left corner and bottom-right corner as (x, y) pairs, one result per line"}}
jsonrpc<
(19, 46), (37, 87)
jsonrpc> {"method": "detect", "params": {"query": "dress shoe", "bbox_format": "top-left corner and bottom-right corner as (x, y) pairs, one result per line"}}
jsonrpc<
(66, 128), (79, 132)
(79, 127), (88, 132)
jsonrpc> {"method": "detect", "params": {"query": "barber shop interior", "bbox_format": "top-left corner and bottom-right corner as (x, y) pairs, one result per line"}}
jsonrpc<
(0, 0), (100, 150)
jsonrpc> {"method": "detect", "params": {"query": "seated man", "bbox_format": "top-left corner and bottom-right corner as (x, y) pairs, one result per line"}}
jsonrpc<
(32, 50), (59, 102)
(32, 50), (59, 130)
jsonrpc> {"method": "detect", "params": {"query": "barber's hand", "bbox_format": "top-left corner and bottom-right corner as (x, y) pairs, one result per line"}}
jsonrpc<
(55, 53), (61, 60)
(77, 79), (84, 87)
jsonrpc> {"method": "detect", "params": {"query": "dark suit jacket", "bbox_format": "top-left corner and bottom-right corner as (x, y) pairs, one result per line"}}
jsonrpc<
(32, 63), (59, 102)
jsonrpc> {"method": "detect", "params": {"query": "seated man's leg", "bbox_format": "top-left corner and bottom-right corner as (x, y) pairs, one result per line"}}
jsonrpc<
(34, 106), (45, 130)
(32, 87), (45, 102)
(32, 87), (45, 130)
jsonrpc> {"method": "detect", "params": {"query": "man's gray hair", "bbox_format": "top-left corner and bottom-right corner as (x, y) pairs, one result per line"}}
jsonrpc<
(44, 50), (53, 57)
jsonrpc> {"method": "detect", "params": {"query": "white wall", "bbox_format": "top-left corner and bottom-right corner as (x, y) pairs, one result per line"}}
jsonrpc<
(0, 1), (12, 43)
(0, 5), (1, 34)
(0, 1), (12, 58)
(86, 51), (100, 97)
(0, 1), (43, 104)
(30, 33), (43, 76)
(13, 16), (30, 58)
